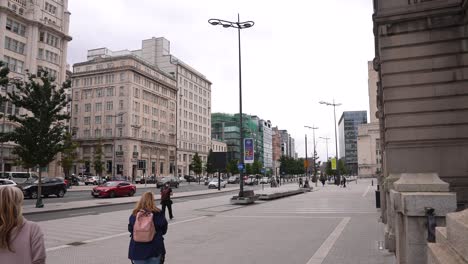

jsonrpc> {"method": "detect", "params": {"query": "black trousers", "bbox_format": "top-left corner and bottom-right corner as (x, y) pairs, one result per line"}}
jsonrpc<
(161, 200), (173, 219)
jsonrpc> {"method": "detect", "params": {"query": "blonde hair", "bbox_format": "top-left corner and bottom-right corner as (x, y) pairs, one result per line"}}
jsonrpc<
(0, 186), (24, 252)
(132, 192), (160, 216)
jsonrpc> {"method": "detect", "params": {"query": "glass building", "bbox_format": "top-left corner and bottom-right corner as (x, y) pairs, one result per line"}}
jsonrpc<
(338, 111), (367, 174)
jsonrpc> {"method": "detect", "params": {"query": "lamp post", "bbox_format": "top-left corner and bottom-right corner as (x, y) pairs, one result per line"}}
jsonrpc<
(320, 136), (330, 162)
(113, 112), (126, 179)
(319, 99), (342, 185)
(209, 14), (254, 197)
(304, 133), (308, 179)
(305, 125), (319, 186)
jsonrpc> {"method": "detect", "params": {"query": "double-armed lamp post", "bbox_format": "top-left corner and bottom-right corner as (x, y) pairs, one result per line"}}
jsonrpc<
(208, 15), (254, 197)
(305, 125), (318, 186)
(319, 100), (342, 184)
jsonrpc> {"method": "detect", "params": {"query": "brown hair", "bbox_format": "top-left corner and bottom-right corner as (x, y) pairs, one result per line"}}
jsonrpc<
(0, 186), (24, 252)
(132, 191), (160, 216)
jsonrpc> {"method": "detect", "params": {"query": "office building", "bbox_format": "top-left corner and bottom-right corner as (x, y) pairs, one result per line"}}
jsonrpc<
(338, 111), (367, 174)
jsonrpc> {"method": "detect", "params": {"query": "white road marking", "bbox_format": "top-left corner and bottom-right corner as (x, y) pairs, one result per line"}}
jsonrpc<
(68, 212), (95, 217)
(306, 217), (351, 264)
(219, 215), (342, 219)
(362, 185), (371, 197)
(46, 216), (207, 252)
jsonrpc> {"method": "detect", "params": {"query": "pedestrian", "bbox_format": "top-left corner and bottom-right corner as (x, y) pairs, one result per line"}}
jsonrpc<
(304, 178), (310, 188)
(299, 177), (303, 187)
(342, 176), (347, 188)
(128, 191), (168, 264)
(160, 183), (174, 220)
(0, 186), (46, 264)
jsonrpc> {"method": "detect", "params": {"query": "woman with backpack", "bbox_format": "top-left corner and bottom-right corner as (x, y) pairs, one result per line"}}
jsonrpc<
(128, 191), (168, 264)
(0, 186), (46, 264)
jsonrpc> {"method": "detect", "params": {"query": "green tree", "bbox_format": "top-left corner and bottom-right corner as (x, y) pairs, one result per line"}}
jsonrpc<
(190, 152), (203, 183)
(338, 158), (347, 175)
(226, 159), (239, 175)
(93, 140), (104, 184)
(1, 69), (70, 208)
(252, 160), (262, 174)
(245, 164), (252, 174)
(59, 132), (79, 179)
(205, 149), (216, 175)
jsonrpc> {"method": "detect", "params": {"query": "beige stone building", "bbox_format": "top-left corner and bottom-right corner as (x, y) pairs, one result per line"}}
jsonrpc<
(211, 139), (227, 153)
(0, 0), (71, 176)
(357, 61), (381, 177)
(71, 53), (177, 179)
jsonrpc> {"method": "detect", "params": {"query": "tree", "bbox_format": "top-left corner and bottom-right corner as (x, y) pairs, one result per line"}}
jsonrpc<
(1, 69), (70, 208)
(245, 164), (252, 175)
(252, 160), (262, 175)
(59, 132), (79, 179)
(338, 158), (347, 175)
(205, 149), (216, 175)
(190, 152), (202, 183)
(226, 159), (239, 175)
(93, 139), (104, 184)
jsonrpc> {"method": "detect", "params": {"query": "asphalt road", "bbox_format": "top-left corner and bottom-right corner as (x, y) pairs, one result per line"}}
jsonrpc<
(23, 181), (228, 206)
(26, 186), (259, 222)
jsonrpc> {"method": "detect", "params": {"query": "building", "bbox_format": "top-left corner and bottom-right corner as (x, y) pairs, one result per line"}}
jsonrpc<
(271, 127), (282, 174)
(71, 52), (177, 179)
(338, 111), (367, 174)
(133, 37), (212, 176)
(210, 139), (227, 153)
(0, 0), (72, 175)
(357, 61), (381, 177)
(260, 119), (273, 169)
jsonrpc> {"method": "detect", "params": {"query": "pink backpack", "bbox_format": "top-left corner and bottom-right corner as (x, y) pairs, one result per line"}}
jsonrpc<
(133, 210), (156, 242)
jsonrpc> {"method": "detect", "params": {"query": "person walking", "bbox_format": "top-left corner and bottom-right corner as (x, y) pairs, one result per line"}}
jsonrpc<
(342, 176), (347, 188)
(299, 177), (303, 188)
(160, 183), (174, 220)
(0, 186), (46, 264)
(128, 191), (168, 264)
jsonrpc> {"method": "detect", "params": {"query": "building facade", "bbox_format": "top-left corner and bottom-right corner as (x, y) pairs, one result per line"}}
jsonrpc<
(271, 126), (282, 174)
(338, 111), (367, 174)
(260, 119), (273, 169)
(210, 139), (227, 153)
(0, 0), (72, 176)
(71, 54), (177, 179)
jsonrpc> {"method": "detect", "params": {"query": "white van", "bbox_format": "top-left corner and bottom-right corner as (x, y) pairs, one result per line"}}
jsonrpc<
(0, 172), (38, 184)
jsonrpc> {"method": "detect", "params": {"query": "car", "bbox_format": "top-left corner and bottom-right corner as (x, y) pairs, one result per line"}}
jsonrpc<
(156, 176), (179, 188)
(91, 181), (136, 198)
(259, 177), (270, 184)
(227, 176), (239, 184)
(245, 178), (258, 185)
(85, 176), (101, 185)
(0, 179), (18, 187)
(21, 177), (67, 199)
(184, 175), (197, 182)
(0, 171), (38, 184)
(135, 176), (145, 184)
(208, 178), (227, 189)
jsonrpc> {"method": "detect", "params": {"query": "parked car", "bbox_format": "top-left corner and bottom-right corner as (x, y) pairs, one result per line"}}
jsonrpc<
(0, 172), (38, 184)
(85, 176), (101, 185)
(0, 179), (18, 187)
(21, 177), (67, 199)
(227, 176), (239, 184)
(91, 181), (136, 198)
(156, 176), (179, 188)
(245, 177), (258, 185)
(184, 175), (197, 182)
(208, 178), (227, 189)
(259, 177), (270, 184)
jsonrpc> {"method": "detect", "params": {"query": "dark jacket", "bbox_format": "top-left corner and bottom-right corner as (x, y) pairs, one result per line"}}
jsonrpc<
(128, 210), (168, 260)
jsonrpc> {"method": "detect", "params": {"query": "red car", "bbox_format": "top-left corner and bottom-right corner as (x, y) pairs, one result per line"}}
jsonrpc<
(91, 181), (136, 198)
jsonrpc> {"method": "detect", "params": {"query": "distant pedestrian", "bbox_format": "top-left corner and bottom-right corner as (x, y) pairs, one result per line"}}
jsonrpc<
(128, 192), (168, 264)
(0, 186), (46, 264)
(160, 183), (174, 220)
(299, 177), (303, 188)
(304, 178), (310, 188)
(342, 176), (347, 188)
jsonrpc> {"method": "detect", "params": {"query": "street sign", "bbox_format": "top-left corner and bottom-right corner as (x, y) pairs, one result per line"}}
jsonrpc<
(261, 168), (265, 174)
(237, 163), (244, 170)
(331, 158), (337, 170)
(244, 138), (254, 164)
(304, 160), (309, 168)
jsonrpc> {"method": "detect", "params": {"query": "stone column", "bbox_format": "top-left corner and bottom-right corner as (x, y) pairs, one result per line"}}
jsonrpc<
(383, 173), (401, 252)
(390, 173), (456, 264)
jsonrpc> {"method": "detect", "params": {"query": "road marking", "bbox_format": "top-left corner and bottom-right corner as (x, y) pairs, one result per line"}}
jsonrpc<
(219, 215), (342, 219)
(46, 216), (207, 252)
(362, 185), (371, 197)
(68, 211), (95, 217)
(306, 217), (351, 264)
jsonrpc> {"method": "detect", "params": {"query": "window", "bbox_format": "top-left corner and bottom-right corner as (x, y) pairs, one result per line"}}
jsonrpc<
(39, 49), (59, 64)
(45, 2), (57, 14)
(106, 115), (113, 124)
(6, 19), (26, 36)
(134, 87), (139, 98)
(84, 117), (90, 125)
(95, 129), (101, 138)
(119, 86), (125, 96)
(3, 56), (24, 73)
(5, 37), (25, 54)
(120, 73), (125, 81)
(106, 101), (113, 111)
(74, 104), (78, 113)
(84, 103), (91, 112)
(119, 100), (124, 110)
(95, 102), (102, 111)
(118, 128), (123, 137)
(84, 129), (90, 138)
(39, 31), (60, 48)
(96, 88), (104, 97)
(105, 129), (112, 137)
(95, 116), (101, 124)
(107, 87), (114, 96)
(152, 108), (158, 116)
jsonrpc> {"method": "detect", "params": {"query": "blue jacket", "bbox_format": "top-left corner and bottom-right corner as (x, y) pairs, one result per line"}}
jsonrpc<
(128, 210), (168, 260)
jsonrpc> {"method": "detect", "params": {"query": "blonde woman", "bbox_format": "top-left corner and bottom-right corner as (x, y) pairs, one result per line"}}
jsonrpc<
(0, 186), (46, 264)
(128, 191), (168, 264)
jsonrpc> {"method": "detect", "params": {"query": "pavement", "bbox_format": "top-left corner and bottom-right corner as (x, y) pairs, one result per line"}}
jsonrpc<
(33, 179), (395, 264)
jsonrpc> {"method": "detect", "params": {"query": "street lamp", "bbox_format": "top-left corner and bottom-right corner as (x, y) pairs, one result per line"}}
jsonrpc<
(320, 136), (330, 162)
(319, 100), (342, 185)
(209, 14), (254, 197)
(305, 125), (319, 186)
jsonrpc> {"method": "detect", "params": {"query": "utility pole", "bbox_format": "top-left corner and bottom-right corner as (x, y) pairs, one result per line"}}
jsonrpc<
(305, 125), (319, 186)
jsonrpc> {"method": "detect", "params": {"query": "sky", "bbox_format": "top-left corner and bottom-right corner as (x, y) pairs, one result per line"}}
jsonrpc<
(67, 0), (375, 163)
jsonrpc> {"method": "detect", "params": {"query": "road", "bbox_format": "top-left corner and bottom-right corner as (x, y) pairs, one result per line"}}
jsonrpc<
(23, 181), (234, 206)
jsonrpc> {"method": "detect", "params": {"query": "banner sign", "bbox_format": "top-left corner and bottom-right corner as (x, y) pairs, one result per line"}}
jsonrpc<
(331, 158), (337, 170)
(244, 138), (254, 164)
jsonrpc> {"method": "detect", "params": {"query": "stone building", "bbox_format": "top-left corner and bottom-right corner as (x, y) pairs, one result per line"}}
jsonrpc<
(71, 53), (177, 179)
(0, 0), (71, 176)
(271, 126), (282, 174)
(210, 139), (227, 153)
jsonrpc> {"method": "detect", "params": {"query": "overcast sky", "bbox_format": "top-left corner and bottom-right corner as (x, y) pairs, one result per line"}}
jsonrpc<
(68, 0), (375, 163)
